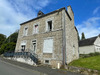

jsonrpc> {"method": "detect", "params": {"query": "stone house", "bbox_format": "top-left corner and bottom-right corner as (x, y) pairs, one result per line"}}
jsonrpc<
(79, 35), (100, 54)
(15, 6), (79, 68)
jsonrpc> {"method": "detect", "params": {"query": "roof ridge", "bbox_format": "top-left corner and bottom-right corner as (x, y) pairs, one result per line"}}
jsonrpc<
(80, 36), (97, 41)
(79, 35), (98, 47)
(20, 7), (71, 25)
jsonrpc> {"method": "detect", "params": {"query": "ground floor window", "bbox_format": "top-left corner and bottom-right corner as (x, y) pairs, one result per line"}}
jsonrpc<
(45, 60), (50, 64)
(43, 38), (53, 53)
(32, 40), (36, 53)
(21, 45), (25, 51)
(21, 40), (26, 52)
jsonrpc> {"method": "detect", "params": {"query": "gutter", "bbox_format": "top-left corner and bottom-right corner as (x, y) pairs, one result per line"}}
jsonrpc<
(62, 9), (67, 66)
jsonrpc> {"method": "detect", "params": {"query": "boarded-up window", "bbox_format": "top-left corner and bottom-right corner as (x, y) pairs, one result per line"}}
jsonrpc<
(43, 38), (53, 53)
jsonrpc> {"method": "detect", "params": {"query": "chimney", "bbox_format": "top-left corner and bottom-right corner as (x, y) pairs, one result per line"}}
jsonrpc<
(67, 6), (74, 20)
(37, 10), (44, 17)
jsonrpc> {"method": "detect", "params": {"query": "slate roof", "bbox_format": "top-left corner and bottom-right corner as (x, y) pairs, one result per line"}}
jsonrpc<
(20, 6), (78, 33)
(79, 36), (97, 47)
(20, 7), (72, 25)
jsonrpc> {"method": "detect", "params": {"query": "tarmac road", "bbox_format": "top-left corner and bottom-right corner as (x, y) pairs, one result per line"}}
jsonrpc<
(0, 57), (83, 75)
(0, 58), (44, 75)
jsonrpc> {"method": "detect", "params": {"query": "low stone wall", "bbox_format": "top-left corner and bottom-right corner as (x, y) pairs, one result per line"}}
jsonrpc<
(5, 56), (36, 66)
(65, 66), (99, 75)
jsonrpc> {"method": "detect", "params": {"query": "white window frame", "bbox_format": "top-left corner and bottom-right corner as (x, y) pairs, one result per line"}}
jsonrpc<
(31, 39), (37, 53)
(23, 26), (28, 36)
(20, 40), (27, 51)
(45, 17), (54, 32)
(33, 22), (40, 34)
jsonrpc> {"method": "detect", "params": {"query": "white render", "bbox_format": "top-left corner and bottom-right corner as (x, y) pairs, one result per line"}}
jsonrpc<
(79, 36), (100, 54)
(79, 45), (95, 54)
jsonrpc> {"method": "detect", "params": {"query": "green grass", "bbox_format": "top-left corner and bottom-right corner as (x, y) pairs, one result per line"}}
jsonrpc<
(69, 55), (100, 70)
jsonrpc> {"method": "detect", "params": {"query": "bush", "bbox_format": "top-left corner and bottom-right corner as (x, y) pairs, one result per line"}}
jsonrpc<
(0, 42), (16, 54)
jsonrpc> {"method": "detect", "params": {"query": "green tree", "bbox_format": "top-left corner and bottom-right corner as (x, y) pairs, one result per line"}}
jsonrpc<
(0, 31), (19, 54)
(4, 31), (18, 43)
(0, 34), (6, 48)
(0, 42), (16, 54)
(78, 32), (80, 41)
(81, 32), (85, 40)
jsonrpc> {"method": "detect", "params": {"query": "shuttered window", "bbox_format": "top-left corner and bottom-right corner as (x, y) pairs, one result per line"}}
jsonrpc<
(43, 39), (53, 53)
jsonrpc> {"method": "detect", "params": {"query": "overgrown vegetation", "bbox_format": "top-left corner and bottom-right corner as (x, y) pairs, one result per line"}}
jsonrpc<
(0, 31), (18, 55)
(0, 34), (6, 48)
(0, 42), (16, 54)
(69, 53), (100, 70)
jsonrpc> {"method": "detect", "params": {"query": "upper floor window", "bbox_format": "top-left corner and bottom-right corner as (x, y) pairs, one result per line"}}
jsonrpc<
(46, 17), (54, 32)
(33, 24), (39, 34)
(48, 21), (52, 31)
(23, 27), (28, 36)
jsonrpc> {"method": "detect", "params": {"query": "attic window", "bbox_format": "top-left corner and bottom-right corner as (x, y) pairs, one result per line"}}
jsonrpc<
(37, 11), (44, 17)
(48, 21), (52, 31)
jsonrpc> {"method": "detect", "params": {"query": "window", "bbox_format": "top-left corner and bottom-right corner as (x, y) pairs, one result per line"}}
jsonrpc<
(48, 21), (52, 31)
(24, 27), (28, 36)
(45, 60), (49, 64)
(21, 41), (26, 51)
(21, 45), (25, 51)
(32, 40), (36, 53)
(34, 24), (39, 34)
(43, 38), (53, 53)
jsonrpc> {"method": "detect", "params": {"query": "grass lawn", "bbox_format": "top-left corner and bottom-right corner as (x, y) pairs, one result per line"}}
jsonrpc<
(69, 55), (100, 70)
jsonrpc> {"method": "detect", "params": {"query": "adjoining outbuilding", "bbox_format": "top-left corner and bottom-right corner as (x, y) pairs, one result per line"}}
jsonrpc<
(79, 34), (100, 54)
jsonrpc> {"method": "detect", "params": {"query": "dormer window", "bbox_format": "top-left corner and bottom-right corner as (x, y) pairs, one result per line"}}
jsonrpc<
(37, 10), (44, 17)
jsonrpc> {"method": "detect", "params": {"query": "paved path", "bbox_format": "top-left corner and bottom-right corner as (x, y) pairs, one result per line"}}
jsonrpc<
(0, 57), (83, 75)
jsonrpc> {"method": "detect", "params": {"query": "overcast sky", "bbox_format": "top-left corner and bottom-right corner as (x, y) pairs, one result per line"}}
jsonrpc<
(0, 0), (100, 38)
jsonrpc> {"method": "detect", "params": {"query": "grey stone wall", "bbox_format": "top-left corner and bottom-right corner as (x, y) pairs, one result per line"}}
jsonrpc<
(15, 11), (63, 67)
(65, 6), (79, 64)
(15, 6), (79, 68)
